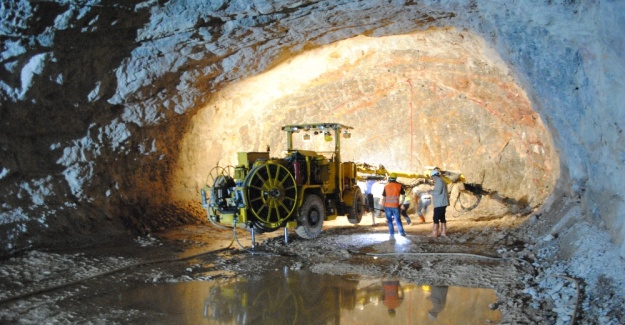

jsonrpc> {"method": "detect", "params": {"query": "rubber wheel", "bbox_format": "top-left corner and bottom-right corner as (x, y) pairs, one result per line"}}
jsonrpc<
(347, 189), (365, 224)
(295, 195), (325, 239)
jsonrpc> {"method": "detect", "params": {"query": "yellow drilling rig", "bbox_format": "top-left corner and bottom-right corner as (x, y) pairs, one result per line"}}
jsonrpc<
(201, 122), (465, 239)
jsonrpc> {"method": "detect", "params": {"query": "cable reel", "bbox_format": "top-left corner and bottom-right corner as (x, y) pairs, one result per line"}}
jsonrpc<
(204, 166), (237, 215)
(243, 161), (298, 232)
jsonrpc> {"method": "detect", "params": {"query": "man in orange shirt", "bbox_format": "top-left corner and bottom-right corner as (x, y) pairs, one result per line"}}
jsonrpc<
(380, 173), (406, 238)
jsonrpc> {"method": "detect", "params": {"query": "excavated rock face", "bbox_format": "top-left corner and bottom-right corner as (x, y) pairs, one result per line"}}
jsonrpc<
(0, 1), (623, 255)
(177, 30), (557, 220)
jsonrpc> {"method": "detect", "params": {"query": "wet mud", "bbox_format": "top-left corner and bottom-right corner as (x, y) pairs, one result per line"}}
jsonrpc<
(0, 217), (549, 324)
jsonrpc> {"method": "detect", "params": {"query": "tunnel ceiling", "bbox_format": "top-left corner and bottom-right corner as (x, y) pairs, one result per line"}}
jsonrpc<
(5, 0), (624, 254)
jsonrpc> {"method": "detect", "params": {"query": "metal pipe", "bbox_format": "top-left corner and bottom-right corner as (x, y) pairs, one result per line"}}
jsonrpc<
(251, 227), (256, 250)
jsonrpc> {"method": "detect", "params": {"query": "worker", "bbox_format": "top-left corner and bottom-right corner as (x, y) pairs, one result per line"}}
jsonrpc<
(430, 169), (449, 237)
(399, 186), (412, 225)
(359, 178), (377, 224)
(413, 186), (432, 223)
(380, 173), (406, 238)
(371, 179), (385, 219)
(364, 178), (375, 212)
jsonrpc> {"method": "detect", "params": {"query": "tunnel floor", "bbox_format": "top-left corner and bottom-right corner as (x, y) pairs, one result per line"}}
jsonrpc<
(0, 215), (568, 324)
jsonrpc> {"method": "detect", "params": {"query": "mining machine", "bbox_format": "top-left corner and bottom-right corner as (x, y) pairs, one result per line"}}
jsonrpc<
(201, 123), (364, 239)
(200, 122), (465, 240)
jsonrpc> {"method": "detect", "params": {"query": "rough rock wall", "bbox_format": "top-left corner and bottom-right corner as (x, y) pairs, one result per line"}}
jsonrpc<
(176, 29), (557, 220)
(1, 0), (624, 257)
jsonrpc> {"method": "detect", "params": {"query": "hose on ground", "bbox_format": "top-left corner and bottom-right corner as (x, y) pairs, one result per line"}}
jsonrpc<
(204, 202), (274, 256)
(364, 251), (536, 273)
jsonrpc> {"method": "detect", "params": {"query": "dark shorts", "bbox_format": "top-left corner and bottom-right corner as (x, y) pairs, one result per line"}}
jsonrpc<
(366, 193), (374, 211)
(433, 206), (447, 224)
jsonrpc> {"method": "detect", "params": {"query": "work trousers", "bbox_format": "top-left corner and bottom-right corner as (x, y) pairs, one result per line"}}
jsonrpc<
(384, 207), (405, 236)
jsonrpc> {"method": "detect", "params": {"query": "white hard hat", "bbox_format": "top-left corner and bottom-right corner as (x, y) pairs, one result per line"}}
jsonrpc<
(430, 170), (440, 177)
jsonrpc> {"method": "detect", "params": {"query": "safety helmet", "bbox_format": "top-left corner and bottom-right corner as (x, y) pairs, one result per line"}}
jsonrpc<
(389, 173), (397, 180)
(430, 170), (440, 177)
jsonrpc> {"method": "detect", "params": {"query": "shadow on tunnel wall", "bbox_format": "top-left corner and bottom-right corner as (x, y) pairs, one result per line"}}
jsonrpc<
(0, 2), (156, 253)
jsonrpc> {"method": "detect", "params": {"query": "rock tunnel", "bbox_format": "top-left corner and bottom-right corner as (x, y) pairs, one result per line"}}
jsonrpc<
(178, 28), (558, 224)
(1, 0), (623, 270)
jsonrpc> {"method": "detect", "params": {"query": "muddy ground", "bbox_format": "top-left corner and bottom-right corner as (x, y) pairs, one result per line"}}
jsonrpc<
(2, 207), (623, 324)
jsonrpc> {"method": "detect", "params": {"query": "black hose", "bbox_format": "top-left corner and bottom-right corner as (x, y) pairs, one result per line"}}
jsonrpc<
(364, 251), (535, 273)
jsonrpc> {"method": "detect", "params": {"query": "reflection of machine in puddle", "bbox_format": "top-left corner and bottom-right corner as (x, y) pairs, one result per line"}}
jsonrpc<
(104, 268), (501, 324)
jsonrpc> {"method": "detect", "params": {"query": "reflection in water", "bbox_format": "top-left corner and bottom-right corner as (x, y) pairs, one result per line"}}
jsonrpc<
(202, 268), (350, 324)
(428, 286), (448, 319)
(381, 280), (404, 316)
(103, 269), (501, 324)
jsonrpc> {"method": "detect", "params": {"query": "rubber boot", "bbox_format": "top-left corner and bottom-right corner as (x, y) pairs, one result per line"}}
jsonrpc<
(440, 223), (447, 237)
(429, 223), (439, 237)
(419, 215), (426, 223)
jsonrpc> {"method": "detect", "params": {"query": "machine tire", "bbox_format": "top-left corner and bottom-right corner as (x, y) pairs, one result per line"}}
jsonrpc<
(346, 188), (365, 224)
(295, 195), (325, 239)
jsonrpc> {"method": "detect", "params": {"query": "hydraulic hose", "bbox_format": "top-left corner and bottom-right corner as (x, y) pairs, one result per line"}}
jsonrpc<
(367, 251), (501, 260)
(363, 251), (535, 273)
(205, 206), (233, 230)
(204, 202), (278, 256)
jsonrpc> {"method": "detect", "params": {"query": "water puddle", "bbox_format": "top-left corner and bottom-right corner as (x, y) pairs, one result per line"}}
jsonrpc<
(103, 268), (501, 324)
